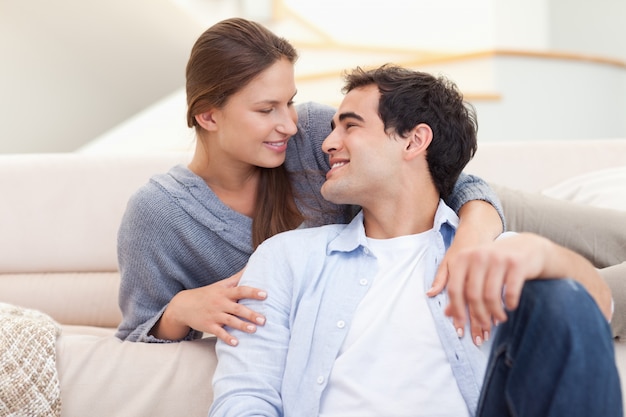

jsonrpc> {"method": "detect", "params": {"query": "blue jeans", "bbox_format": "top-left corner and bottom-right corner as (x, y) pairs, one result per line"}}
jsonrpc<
(476, 279), (622, 417)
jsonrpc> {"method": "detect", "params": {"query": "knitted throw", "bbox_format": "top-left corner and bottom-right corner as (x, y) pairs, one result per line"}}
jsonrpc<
(0, 303), (62, 416)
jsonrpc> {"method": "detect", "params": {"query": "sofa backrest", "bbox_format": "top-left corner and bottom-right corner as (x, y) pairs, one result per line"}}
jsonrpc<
(466, 138), (626, 192)
(0, 152), (192, 273)
(0, 152), (190, 326)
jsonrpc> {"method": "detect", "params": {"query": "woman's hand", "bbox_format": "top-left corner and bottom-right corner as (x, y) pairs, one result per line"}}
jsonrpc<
(429, 242), (494, 346)
(151, 269), (268, 346)
(438, 233), (613, 341)
(428, 200), (502, 346)
(442, 235), (538, 336)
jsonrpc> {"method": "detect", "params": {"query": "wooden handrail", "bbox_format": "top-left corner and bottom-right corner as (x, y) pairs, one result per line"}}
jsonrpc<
(274, 0), (623, 104)
(295, 48), (626, 83)
(403, 49), (626, 69)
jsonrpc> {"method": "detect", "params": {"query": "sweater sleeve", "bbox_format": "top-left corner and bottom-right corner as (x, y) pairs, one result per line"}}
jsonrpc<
(295, 101), (334, 172)
(115, 182), (202, 343)
(444, 173), (506, 230)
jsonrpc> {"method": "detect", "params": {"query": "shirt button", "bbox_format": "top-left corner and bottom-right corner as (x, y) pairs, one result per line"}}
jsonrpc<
(337, 320), (346, 329)
(363, 247), (370, 255)
(359, 279), (368, 286)
(317, 376), (325, 384)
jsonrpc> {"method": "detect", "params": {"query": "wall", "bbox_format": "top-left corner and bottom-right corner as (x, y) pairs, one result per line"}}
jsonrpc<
(548, 0), (626, 63)
(0, 0), (204, 153)
(1, 0), (625, 153)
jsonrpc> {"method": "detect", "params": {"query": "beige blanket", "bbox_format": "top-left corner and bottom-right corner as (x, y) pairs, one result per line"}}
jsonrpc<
(0, 303), (61, 416)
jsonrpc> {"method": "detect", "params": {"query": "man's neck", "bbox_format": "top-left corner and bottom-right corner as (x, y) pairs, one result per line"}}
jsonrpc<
(361, 188), (441, 239)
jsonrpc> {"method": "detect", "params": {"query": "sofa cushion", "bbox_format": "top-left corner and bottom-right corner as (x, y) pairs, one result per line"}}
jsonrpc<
(466, 139), (626, 193)
(543, 166), (626, 211)
(56, 334), (216, 417)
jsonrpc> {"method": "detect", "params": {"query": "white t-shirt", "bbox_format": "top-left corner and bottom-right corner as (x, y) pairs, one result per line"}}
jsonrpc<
(319, 231), (469, 417)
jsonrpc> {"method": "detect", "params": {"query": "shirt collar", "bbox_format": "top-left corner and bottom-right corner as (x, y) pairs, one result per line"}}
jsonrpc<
(327, 200), (460, 255)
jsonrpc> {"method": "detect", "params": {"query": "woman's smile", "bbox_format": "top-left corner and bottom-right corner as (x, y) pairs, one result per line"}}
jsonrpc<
(263, 139), (289, 153)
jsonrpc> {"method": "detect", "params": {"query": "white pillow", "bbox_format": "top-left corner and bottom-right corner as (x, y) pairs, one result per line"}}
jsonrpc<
(542, 166), (626, 211)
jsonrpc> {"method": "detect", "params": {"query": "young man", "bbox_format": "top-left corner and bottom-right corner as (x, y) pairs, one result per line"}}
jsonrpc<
(209, 65), (621, 417)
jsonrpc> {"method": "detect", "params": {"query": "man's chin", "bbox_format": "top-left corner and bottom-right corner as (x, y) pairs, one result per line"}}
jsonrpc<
(321, 186), (350, 205)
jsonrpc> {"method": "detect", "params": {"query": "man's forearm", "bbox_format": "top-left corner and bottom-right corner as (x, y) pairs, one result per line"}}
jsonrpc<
(539, 236), (613, 322)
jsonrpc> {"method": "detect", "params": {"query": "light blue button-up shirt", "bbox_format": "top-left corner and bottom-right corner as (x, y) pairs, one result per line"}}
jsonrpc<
(210, 202), (491, 417)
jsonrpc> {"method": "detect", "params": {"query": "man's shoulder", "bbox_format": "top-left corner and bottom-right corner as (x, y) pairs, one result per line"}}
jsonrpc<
(260, 224), (346, 251)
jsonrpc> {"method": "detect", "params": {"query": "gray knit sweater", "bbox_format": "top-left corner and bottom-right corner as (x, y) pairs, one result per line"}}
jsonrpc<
(115, 102), (503, 342)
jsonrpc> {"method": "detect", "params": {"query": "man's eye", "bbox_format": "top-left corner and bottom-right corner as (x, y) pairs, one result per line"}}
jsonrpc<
(260, 108), (273, 114)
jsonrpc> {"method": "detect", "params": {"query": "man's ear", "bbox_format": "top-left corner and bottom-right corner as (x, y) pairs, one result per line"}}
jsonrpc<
(194, 110), (219, 131)
(404, 123), (433, 160)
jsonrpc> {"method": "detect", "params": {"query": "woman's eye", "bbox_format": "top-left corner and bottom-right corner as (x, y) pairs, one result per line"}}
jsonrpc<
(260, 108), (273, 114)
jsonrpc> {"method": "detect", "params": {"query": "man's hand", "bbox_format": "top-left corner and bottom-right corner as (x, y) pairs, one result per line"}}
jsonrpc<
(443, 234), (547, 335)
(442, 233), (613, 337)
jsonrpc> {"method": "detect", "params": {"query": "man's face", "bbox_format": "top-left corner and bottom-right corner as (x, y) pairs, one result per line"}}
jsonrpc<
(321, 85), (404, 207)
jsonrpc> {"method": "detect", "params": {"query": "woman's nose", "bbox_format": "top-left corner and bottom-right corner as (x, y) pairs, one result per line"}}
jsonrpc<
(278, 109), (298, 136)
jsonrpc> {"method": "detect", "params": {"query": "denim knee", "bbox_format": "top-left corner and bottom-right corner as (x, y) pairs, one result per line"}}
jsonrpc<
(516, 278), (611, 340)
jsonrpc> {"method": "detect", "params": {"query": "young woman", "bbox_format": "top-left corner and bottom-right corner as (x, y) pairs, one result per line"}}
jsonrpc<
(114, 18), (508, 346)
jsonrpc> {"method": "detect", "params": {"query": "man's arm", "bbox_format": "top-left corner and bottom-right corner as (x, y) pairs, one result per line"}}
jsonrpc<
(209, 244), (292, 417)
(444, 232), (613, 333)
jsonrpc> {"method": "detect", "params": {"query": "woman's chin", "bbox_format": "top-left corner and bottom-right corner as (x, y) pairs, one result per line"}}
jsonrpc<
(257, 156), (287, 169)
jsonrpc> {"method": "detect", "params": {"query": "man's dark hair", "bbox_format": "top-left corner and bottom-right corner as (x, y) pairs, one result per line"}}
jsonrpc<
(342, 65), (478, 198)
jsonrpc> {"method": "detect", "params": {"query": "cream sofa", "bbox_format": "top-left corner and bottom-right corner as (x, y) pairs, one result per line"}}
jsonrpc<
(1, 139), (625, 416)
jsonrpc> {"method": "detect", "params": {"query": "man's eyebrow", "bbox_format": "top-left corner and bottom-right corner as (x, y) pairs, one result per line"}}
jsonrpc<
(330, 111), (364, 130)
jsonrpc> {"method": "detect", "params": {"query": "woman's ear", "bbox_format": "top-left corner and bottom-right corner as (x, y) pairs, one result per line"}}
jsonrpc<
(194, 110), (219, 131)
(404, 123), (433, 160)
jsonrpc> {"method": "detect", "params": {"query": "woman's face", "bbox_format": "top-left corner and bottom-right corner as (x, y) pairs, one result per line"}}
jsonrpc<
(211, 58), (298, 169)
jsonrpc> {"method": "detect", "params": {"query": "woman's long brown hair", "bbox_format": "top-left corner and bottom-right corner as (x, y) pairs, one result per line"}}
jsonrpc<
(186, 18), (303, 248)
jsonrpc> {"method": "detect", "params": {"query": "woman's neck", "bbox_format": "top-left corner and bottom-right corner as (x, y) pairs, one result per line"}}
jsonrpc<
(188, 141), (260, 217)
